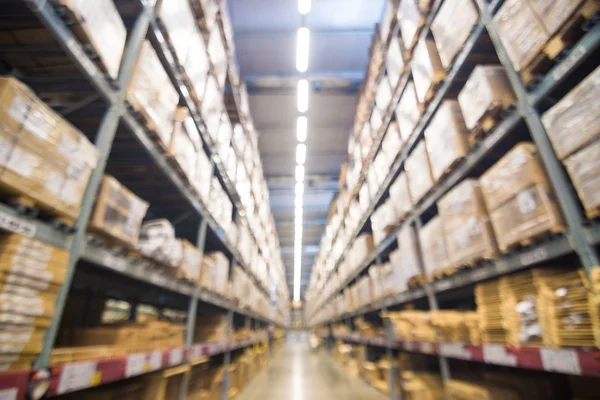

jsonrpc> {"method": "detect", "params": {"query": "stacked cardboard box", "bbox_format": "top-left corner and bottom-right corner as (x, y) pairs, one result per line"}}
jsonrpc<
(418, 216), (451, 280)
(0, 234), (68, 371)
(398, 0), (434, 52)
(390, 224), (423, 288)
(180, 240), (204, 283)
(0, 77), (99, 222)
(405, 141), (434, 204)
(395, 81), (421, 141)
(139, 219), (183, 268)
(388, 172), (412, 222)
(385, 311), (437, 342)
(371, 200), (398, 245)
(194, 314), (228, 343)
(480, 143), (565, 252)
(542, 66), (600, 218)
(200, 252), (229, 295)
(475, 280), (507, 343)
(411, 38), (444, 104)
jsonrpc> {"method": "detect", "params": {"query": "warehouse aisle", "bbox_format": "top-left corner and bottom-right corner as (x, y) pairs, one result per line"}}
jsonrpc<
(238, 341), (389, 400)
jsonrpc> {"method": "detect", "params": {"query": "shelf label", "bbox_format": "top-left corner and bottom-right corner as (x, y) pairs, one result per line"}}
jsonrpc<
(540, 348), (581, 375)
(57, 361), (97, 394)
(0, 389), (17, 400)
(169, 348), (184, 366)
(125, 353), (147, 377)
(483, 344), (517, 366)
(149, 351), (163, 371)
(519, 248), (548, 266)
(439, 343), (472, 360)
(553, 45), (586, 81)
(0, 211), (36, 237)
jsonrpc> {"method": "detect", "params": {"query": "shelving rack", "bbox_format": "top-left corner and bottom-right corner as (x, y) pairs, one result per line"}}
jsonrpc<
(307, 0), (600, 397)
(0, 0), (287, 398)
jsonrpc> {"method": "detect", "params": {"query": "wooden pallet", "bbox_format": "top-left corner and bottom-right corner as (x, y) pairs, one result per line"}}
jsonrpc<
(430, 265), (459, 281)
(502, 224), (566, 254)
(521, 0), (600, 85)
(407, 274), (425, 289)
(467, 104), (513, 148)
(585, 205), (600, 220)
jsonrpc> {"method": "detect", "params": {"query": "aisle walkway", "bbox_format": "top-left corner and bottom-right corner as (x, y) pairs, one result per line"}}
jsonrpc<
(238, 341), (389, 400)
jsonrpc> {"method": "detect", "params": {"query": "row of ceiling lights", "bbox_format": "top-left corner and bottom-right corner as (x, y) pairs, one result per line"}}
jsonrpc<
(293, 0), (311, 302)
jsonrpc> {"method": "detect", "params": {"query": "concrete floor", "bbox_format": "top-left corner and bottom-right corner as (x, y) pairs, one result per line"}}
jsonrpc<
(238, 342), (389, 400)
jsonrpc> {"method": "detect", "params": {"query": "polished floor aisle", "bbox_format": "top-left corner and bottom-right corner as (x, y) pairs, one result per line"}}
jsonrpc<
(238, 341), (389, 400)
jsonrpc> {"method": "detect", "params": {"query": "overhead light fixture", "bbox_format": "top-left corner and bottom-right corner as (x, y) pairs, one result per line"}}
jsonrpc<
(296, 143), (306, 164)
(295, 215), (303, 227)
(298, 0), (311, 15)
(295, 181), (304, 196)
(296, 116), (308, 142)
(295, 207), (303, 219)
(297, 80), (309, 113)
(296, 27), (310, 72)
(295, 164), (305, 182)
(295, 195), (303, 209)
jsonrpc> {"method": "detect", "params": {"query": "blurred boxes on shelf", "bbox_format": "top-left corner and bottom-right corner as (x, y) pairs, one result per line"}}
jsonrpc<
(171, 108), (202, 184)
(208, 178), (233, 233)
(207, 27), (228, 88)
(193, 314), (228, 343)
(411, 38), (444, 104)
(480, 143), (565, 252)
(395, 80), (421, 141)
(139, 219), (183, 268)
(398, 0), (433, 51)
(401, 371), (444, 400)
(201, 75), (223, 141)
(390, 224), (423, 289)
(424, 100), (469, 183)
(185, 27), (210, 101)
(564, 141), (600, 219)
(430, 0), (479, 69)
(375, 76), (393, 114)
(180, 240), (203, 283)
(201, 252), (229, 295)
(438, 179), (498, 268)
(156, 0), (198, 65)
(388, 172), (412, 222)
(527, 0), (587, 38)
(127, 41), (179, 149)
(418, 216), (450, 280)
(405, 140), (434, 204)
(386, 35), (405, 89)
(89, 175), (149, 248)
(476, 279), (507, 343)
(371, 200), (398, 245)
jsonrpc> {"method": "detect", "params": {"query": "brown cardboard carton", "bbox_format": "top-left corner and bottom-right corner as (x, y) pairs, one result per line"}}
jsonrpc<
(457, 65), (515, 130)
(0, 291), (57, 318)
(438, 179), (488, 220)
(0, 326), (46, 355)
(156, 0), (197, 64)
(0, 234), (68, 265)
(493, 0), (550, 71)
(180, 240), (203, 283)
(381, 121), (403, 164)
(89, 175), (149, 247)
(398, 0), (429, 50)
(527, 0), (585, 37)
(564, 139), (600, 217)
(541, 65), (600, 160)
(418, 216), (450, 279)
(170, 109), (200, 182)
(395, 81), (421, 141)
(411, 38), (444, 103)
(405, 140), (434, 203)
(0, 353), (36, 371)
(431, 0), (479, 69)
(387, 35), (405, 89)
(353, 234), (374, 265)
(388, 172), (412, 221)
(424, 100), (469, 182)
(445, 379), (519, 399)
(0, 258), (67, 286)
(185, 27), (210, 101)
(480, 143), (549, 211)
(391, 224), (423, 285)
(371, 200), (398, 245)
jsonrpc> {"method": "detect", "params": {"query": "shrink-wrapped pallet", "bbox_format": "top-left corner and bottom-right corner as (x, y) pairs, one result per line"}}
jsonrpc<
(430, 0), (478, 69)
(387, 35), (405, 89)
(90, 176), (149, 247)
(371, 200), (398, 245)
(541, 65), (600, 160)
(389, 172), (412, 222)
(405, 141), (434, 204)
(391, 224), (423, 286)
(127, 41), (179, 148)
(457, 65), (515, 131)
(565, 140), (600, 219)
(395, 81), (421, 141)
(424, 100), (469, 182)
(411, 38), (444, 104)
(58, 0), (126, 79)
(156, 0), (197, 64)
(493, 0), (550, 71)
(418, 217), (450, 279)
(438, 179), (498, 267)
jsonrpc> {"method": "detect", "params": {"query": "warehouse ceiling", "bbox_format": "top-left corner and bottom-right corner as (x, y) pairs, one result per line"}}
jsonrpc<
(228, 0), (385, 299)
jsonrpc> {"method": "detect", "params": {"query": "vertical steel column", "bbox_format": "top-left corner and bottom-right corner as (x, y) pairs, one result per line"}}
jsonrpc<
(382, 307), (400, 400)
(220, 310), (234, 400)
(34, 3), (155, 368)
(475, 0), (600, 274)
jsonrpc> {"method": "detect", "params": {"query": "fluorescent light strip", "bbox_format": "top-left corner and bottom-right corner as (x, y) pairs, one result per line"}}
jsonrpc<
(296, 27), (310, 72)
(296, 143), (306, 164)
(296, 116), (307, 142)
(298, 0), (311, 15)
(295, 164), (305, 182)
(295, 181), (304, 196)
(295, 195), (303, 209)
(297, 80), (309, 113)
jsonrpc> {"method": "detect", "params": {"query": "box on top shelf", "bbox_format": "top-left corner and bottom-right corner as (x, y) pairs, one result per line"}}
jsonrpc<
(139, 219), (183, 268)
(208, 28), (228, 89)
(457, 65), (516, 132)
(395, 80), (421, 141)
(381, 121), (403, 165)
(541, 65), (600, 161)
(430, 0), (479, 70)
(185, 27), (211, 102)
(201, 74), (224, 142)
(156, 0), (197, 65)
(89, 175), (149, 248)
(493, 0), (550, 72)
(389, 172), (412, 222)
(397, 0), (433, 51)
(424, 100), (469, 182)
(480, 143), (565, 252)
(190, 0), (219, 36)
(171, 107), (201, 182)
(405, 140), (434, 204)
(371, 200), (398, 246)
(387, 35), (405, 90)
(418, 216), (450, 280)
(438, 179), (499, 268)
(58, 0), (126, 79)
(411, 38), (444, 104)
(127, 41), (179, 149)
(380, 0), (400, 44)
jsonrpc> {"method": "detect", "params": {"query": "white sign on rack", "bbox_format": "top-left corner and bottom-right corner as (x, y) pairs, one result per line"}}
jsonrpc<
(483, 344), (517, 367)
(540, 348), (581, 375)
(0, 388), (17, 400)
(0, 211), (36, 237)
(125, 353), (147, 377)
(149, 351), (163, 371)
(57, 361), (97, 394)
(169, 348), (184, 366)
(439, 343), (472, 360)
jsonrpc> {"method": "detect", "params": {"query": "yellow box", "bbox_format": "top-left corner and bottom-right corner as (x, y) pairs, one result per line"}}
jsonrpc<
(0, 326), (46, 355)
(0, 291), (57, 318)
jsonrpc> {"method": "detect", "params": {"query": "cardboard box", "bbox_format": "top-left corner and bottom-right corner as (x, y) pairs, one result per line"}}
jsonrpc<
(457, 65), (515, 130)
(139, 219), (183, 268)
(185, 27), (210, 101)
(90, 175), (149, 247)
(127, 41), (179, 148)
(541, 65), (600, 160)
(371, 200), (397, 245)
(424, 100), (469, 182)
(395, 81), (421, 141)
(171, 109), (200, 182)
(381, 121), (403, 165)
(431, 0), (479, 69)
(405, 140), (434, 204)
(58, 0), (126, 79)
(418, 216), (450, 279)
(356, 276), (373, 308)
(0, 290), (56, 318)
(394, 224), (423, 283)
(353, 234), (374, 267)
(398, 0), (426, 50)
(375, 77), (393, 114)
(388, 172), (412, 222)
(527, 0), (585, 37)
(204, 252), (229, 294)
(494, 0), (550, 71)
(0, 258), (67, 286)
(0, 326), (46, 355)
(156, 0), (197, 64)
(201, 75), (223, 143)
(564, 140), (600, 217)
(387, 36), (405, 89)
(0, 234), (68, 265)
(411, 38), (444, 103)
(180, 240), (203, 283)
(207, 28), (228, 88)
(193, 144), (213, 202)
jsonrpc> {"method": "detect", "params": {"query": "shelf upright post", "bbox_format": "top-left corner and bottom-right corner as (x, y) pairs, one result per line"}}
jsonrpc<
(32, 2), (155, 369)
(221, 309), (235, 400)
(474, 0), (600, 275)
(382, 307), (400, 400)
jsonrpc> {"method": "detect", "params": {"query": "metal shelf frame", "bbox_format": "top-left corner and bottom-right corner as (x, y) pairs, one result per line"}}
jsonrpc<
(310, 1), (600, 398)
(0, 0), (285, 398)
